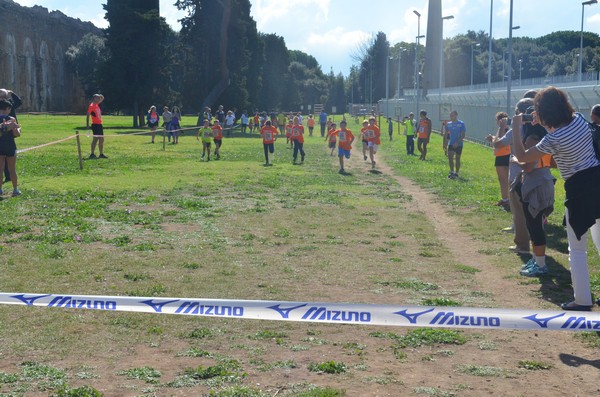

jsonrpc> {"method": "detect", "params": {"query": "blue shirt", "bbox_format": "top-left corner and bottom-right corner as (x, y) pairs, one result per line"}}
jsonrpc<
(320, 112), (327, 123)
(445, 120), (466, 147)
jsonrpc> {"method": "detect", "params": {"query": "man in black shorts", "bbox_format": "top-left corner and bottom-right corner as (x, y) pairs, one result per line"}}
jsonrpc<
(86, 94), (107, 159)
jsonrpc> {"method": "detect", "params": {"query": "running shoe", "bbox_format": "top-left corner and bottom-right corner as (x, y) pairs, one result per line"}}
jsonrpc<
(89, 153), (97, 159)
(520, 258), (537, 271)
(520, 263), (547, 277)
(509, 245), (530, 255)
(12, 188), (21, 197)
(98, 154), (108, 159)
(561, 301), (592, 311)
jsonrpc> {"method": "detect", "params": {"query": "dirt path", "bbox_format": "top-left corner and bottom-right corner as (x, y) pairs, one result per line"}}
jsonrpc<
(340, 146), (600, 396)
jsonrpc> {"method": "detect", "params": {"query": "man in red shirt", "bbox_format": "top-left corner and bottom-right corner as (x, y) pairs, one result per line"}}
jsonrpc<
(260, 120), (278, 166)
(86, 94), (106, 159)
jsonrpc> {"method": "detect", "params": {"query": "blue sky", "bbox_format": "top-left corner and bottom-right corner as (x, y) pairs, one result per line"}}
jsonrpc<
(15, 1), (600, 75)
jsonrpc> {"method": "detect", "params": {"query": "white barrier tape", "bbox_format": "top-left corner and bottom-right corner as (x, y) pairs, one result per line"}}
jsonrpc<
(16, 135), (77, 154)
(1, 292), (599, 332)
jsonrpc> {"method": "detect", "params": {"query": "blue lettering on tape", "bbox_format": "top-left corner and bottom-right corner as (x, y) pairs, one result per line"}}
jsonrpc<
(47, 296), (116, 310)
(300, 306), (371, 323)
(523, 313), (565, 328)
(429, 311), (500, 327)
(267, 303), (307, 319)
(174, 301), (244, 317)
(393, 308), (435, 324)
(11, 294), (51, 306)
(561, 316), (600, 330)
(140, 299), (180, 313)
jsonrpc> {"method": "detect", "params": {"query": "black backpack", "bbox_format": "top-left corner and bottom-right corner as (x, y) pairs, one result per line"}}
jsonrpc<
(589, 122), (600, 160)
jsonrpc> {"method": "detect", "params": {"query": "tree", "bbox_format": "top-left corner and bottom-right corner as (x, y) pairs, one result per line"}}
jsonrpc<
(65, 33), (108, 97)
(103, 0), (170, 126)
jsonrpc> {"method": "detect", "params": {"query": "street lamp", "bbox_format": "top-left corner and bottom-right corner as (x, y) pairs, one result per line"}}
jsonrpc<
(487, 0), (494, 105)
(414, 10), (422, 115)
(506, 0), (520, 115)
(518, 58), (523, 85)
(397, 48), (407, 98)
(470, 42), (481, 89)
(439, 15), (454, 99)
(580, 0), (597, 82)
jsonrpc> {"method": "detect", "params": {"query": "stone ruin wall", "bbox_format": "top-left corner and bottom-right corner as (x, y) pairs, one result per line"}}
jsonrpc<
(0, 0), (102, 113)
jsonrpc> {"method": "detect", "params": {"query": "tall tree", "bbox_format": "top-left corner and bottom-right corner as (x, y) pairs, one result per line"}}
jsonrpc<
(65, 33), (108, 98)
(176, 0), (258, 116)
(103, 0), (168, 126)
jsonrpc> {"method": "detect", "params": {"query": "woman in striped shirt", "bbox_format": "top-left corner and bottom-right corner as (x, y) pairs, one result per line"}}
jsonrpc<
(512, 86), (600, 311)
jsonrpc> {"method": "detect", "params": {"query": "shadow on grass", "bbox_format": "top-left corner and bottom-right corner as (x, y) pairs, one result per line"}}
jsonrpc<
(545, 222), (569, 255)
(534, 255), (575, 307)
(559, 353), (600, 369)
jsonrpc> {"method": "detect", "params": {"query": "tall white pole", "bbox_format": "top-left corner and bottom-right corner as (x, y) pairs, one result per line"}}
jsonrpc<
(487, 0), (493, 105)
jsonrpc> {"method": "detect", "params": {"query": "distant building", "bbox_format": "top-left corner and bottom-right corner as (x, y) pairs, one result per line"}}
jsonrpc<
(0, 0), (102, 112)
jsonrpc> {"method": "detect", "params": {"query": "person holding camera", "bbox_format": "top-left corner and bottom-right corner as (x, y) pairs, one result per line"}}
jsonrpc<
(400, 113), (415, 155)
(512, 86), (600, 311)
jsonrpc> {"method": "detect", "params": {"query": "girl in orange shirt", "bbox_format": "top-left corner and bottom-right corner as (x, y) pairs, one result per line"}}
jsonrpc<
(212, 119), (223, 160)
(291, 116), (305, 164)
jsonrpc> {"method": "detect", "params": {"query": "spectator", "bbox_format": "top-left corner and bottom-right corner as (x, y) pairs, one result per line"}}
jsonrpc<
(0, 99), (21, 196)
(147, 105), (160, 144)
(319, 110), (327, 137)
(0, 88), (22, 183)
(241, 111), (249, 134)
(512, 86), (600, 311)
(417, 110), (432, 160)
(224, 110), (235, 137)
(162, 106), (174, 143)
(445, 110), (466, 179)
(86, 94), (107, 159)
(400, 113), (416, 155)
(487, 112), (511, 212)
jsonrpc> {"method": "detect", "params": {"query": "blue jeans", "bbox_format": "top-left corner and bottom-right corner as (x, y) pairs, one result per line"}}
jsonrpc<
(293, 141), (305, 161)
(406, 135), (415, 155)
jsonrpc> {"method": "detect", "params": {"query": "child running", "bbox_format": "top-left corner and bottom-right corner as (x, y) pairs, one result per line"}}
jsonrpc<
(285, 118), (294, 149)
(260, 120), (278, 166)
(365, 116), (381, 167)
(325, 122), (337, 156)
(212, 119), (223, 160)
(333, 120), (355, 174)
(197, 119), (213, 161)
(291, 116), (305, 164)
(360, 119), (369, 161)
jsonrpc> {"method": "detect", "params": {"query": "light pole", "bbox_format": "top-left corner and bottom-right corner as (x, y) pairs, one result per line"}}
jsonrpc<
(506, 0), (520, 115)
(580, 0), (597, 82)
(397, 48), (406, 98)
(518, 58), (523, 85)
(414, 10), (422, 115)
(439, 15), (454, 100)
(470, 42), (480, 89)
(386, 53), (391, 116)
(487, 0), (493, 105)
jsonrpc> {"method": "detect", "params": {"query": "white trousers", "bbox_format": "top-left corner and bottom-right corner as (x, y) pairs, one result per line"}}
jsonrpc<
(565, 208), (600, 306)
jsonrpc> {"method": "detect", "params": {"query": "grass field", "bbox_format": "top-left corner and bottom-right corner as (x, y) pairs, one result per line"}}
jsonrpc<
(0, 114), (598, 396)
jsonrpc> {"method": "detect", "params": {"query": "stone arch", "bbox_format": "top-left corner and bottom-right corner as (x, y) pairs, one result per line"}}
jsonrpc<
(54, 43), (65, 110)
(4, 33), (17, 87)
(39, 40), (50, 111)
(23, 37), (37, 110)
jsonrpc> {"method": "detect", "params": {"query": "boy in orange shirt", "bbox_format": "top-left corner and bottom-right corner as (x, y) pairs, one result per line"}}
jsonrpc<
(325, 122), (337, 156)
(260, 120), (278, 166)
(365, 116), (380, 167)
(291, 116), (305, 164)
(332, 120), (355, 174)
(359, 119), (369, 161)
(212, 119), (223, 160)
(307, 114), (315, 136)
(285, 118), (294, 149)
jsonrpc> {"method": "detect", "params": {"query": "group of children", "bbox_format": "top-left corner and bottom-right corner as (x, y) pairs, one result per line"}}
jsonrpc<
(195, 111), (381, 173)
